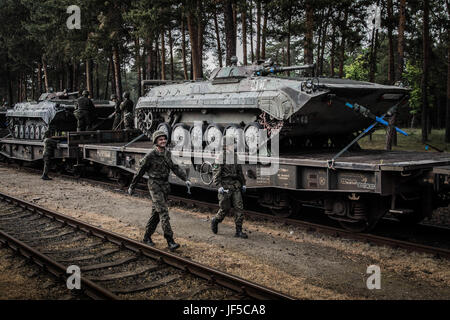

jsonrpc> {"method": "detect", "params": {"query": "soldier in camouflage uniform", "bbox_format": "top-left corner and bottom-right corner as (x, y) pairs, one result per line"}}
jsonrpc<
(111, 94), (122, 130)
(211, 138), (248, 238)
(128, 130), (192, 251)
(41, 130), (58, 181)
(120, 92), (134, 131)
(75, 90), (96, 131)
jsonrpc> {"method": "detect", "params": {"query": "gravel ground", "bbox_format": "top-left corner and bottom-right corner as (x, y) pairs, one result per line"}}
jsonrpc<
(0, 164), (449, 300)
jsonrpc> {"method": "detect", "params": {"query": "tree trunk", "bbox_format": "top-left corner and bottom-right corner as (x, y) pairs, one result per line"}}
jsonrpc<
(86, 59), (93, 96)
(261, 4), (268, 60)
(181, 17), (189, 80)
(330, 19), (337, 77)
(213, 9), (223, 67)
(242, 8), (248, 65)
(42, 57), (49, 93)
(224, 0), (236, 66)
(256, 0), (261, 61)
(287, 15), (291, 70)
(160, 29), (166, 81)
(304, 1), (314, 65)
(387, 0), (395, 84)
(397, 0), (406, 82)
(37, 63), (42, 95)
(339, 9), (349, 78)
(104, 58), (111, 100)
(421, 0), (430, 143)
(73, 61), (79, 93)
(197, 0), (205, 78)
(95, 62), (99, 98)
(187, 11), (201, 80)
(112, 44), (123, 99)
(445, 0), (450, 142)
(135, 37), (142, 97)
(168, 31), (174, 81)
(249, 0), (254, 63)
(369, 27), (379, 83)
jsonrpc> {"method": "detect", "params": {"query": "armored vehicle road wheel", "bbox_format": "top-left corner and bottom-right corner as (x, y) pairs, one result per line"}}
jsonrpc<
(137, 109), (154, 137)
(171, 123), (190, 148)
(205, 124), (223, 150)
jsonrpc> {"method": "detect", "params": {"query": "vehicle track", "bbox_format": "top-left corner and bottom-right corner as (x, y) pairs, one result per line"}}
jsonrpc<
(0, 191), (294, 300)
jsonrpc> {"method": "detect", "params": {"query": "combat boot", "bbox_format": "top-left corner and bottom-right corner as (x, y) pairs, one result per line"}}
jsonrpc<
(234, 226), (248, 239)
(142, 234), (155, 247)
(166, 237), (180, 251)
(211, 217), (219, 234)
(41, 175), (52, 181)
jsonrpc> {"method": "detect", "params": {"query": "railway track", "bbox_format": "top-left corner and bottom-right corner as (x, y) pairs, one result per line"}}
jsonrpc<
(2, 162), (450, 260)
(0, 191), (294, 300)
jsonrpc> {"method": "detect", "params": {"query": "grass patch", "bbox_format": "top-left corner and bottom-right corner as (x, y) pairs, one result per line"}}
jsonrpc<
(359, 128), (450, 152)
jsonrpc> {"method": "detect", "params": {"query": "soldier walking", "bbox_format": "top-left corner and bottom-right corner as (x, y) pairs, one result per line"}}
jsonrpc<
(75, 90), (96, 131)
(111, 94), (122, 130)
(120, 92), (134, 130)
(211, 138), (248, 239)
(128, 130), (192, 251)
(41, 130), (58, 181)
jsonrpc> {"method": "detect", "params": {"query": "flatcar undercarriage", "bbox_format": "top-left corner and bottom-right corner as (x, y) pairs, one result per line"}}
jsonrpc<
(1, 130), (450, 232)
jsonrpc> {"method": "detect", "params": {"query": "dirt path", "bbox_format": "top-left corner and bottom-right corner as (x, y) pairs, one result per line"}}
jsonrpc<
(0, 164), (449, 300)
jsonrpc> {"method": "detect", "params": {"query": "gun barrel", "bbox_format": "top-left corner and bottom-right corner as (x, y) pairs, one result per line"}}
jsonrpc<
(275, 64), (315, 73)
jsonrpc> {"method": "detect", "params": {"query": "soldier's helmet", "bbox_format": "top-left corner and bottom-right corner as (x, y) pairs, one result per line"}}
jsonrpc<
(123, 92), (130, 99)
(82, 90), (89, 97)
(110, 94), (117, 100)
(152, 130), (168, 144)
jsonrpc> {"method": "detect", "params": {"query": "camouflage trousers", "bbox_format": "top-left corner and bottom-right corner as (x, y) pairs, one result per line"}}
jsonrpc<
(123, 112), (134, 130)
(112, 113), (122, 130)
(42, 155), (51, 177)
(145, 181), (173, 239)
(76, 111), (93, 131)
(215, 189), (244, 228)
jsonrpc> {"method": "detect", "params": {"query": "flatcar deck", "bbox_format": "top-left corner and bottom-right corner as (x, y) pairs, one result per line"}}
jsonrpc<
(82, 140), (450, 172)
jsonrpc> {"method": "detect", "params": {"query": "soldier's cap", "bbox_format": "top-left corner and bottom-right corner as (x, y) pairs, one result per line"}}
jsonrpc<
(123, 92), (130, 99)
(152, 130), (168, 144)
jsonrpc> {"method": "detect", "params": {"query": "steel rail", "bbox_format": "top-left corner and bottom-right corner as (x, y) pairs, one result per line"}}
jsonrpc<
(0, 229), (119, 300)
(0, 191), (294, 300)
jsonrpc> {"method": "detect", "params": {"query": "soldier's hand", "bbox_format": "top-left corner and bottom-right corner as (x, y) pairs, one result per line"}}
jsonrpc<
(218, 187), (225, 195)
(128, 187), (134, 196)
(242, 185), (247, 193)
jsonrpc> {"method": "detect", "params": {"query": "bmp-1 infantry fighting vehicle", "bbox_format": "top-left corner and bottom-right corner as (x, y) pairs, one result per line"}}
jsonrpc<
(7, 91), (115, 140)
(135, 59), (409, 152)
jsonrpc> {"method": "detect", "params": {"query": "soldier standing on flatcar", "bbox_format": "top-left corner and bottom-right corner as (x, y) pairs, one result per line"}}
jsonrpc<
(75, 90), (96, 131)
(41, 130), (58, 181)
(211, 138), (248, 239)
(128, 130), (192, 251)
(110, 94), (121, 130)
(120, 92), (134, 131)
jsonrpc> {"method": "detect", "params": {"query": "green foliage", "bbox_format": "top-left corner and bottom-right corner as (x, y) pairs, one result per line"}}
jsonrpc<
(344, 53), (369, 81)
(403, 61), (422, 115)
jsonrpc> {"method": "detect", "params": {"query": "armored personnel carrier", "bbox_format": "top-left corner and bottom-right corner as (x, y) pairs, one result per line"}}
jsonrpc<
(135, 60), (409, 152)
(7, 92), (115, 140)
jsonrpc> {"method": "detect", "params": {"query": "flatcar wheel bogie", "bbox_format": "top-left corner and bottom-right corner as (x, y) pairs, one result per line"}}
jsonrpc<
(270, 207), (295, 218)
(339, 220), (372, 233)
